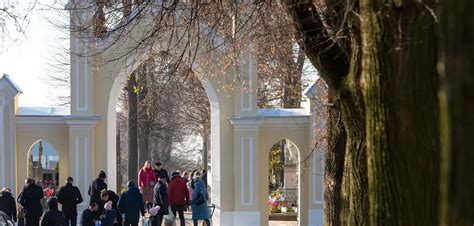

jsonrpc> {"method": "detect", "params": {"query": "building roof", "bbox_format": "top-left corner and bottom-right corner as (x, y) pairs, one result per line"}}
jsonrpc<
(257, 108), (310, 117)
(17, 107), (70, 116)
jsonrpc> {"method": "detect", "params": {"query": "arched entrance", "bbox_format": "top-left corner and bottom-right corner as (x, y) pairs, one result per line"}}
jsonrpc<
(267, 139), (300, 226)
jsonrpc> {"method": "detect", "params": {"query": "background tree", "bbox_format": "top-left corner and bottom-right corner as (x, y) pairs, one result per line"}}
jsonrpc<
(439, 0), (474, 224)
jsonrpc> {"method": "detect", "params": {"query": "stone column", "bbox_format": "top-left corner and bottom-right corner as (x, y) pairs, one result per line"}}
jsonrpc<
(0, 75), (21, 192)
(229, 119), (262, 226)
(65, 116), (100, 211)
(305, 80), (327, 226)
(66, 1), (95, 116)
(234, 43), (258, 117)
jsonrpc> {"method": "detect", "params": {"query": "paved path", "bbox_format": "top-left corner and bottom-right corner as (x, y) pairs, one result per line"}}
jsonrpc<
(154, 212), (297, 226)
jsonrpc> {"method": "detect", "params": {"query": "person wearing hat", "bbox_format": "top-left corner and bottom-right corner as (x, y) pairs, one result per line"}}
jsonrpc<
(118, 182), (145, 226)
(153, 162), (170, 184)
(151, 176), (169, 226)
(57, 177), (83, 226)
(88, 170), (108, 205)
(40, 197), (66, 226)
(168, 171), (189, 226)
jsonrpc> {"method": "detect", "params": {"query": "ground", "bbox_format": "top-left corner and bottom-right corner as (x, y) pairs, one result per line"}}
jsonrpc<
(167, 212), (298, 226)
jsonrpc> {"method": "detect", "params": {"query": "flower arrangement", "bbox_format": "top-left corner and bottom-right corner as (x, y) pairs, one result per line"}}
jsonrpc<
(268, 188), (298, 214)
(268, 188), (289, 214)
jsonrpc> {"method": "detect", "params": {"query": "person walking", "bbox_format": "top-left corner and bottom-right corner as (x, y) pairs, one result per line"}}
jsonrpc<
(118, 182), (145, 226)
(80, 202), (99, 226)
(18, 178), (44, 226)
(151, 176), (169, 226)
(138, 161), (157, 209)
(40, 197), (66, 226)
(57, 177), (83, 226)
(191, 177), (210, 226)
(88, 170), (107, 205)
(0, 187), (17, 223)
(168, 172), (189, 226)
(154, 162), (170, 184)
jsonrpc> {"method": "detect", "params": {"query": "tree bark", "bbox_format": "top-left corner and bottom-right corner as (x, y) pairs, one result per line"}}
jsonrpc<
(202, 132), (209, 171)
(283, 1), (369, 224)
(138, 73), (149, 167)
(127, 73), (139, 184)
(360, 1), (439, 224)
(439, 0), (474, 224)
(324, 88), (347, 226)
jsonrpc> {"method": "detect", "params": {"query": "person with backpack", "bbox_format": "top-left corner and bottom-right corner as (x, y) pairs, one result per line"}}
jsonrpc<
(191, 177), (210, 226)
(57, 177), (83, 226)
(168, 172), (189, 226)
(0, 187), (17, 223)
(118, 182), (145, 226)
(40, 197), (66, 226)
(18, 178), (44, 226)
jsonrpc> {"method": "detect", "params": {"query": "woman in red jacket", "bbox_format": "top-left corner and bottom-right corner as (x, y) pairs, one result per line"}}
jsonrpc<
(138, 161), (157, 208)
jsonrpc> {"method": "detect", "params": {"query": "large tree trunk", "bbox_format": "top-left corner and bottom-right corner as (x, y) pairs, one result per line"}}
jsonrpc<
(127, 73), (139, 184)
(360, 1), (439, 224)
(283, 1), (369, 224)
(439, 0), (474, 224)
(202, 132), (209, 171)
(324, 89), (347, 226)
(138, 74), (149, 167)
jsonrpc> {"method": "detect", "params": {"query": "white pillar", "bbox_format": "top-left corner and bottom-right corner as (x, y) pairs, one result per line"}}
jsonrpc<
(66, 1), (95, 116)
(65, 116), (100, 211)
(235, 43), (258, 117)
(0, 75), (22, 192)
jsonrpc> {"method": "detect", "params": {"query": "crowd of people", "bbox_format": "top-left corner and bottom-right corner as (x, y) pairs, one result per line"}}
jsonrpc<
(0, 161), (211, 226)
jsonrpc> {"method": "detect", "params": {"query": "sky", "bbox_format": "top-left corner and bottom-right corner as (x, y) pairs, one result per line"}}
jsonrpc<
(0, 0), (69, 107)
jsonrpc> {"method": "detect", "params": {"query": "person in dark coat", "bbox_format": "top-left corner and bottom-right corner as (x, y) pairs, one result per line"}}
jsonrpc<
(40, 197), (66, 226)
(168, 172), (189, 226)
(151, 176), (169, 226)
(117, 182), (145, 226)
(18, 178), (44, 226)
(153, 162), (170, 184)
(105, 190), (122, 226)
(88, 171), (107, 205)
(191, 177), (210, 226)
(57, 177), (83, 226)
(80, 202), (99, 226)
(0, 187), (17, 223)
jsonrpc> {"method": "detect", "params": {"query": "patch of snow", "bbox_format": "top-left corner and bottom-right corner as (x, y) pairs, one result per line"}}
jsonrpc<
(257, 108), (310, 117)
(17, 107), (70, 116)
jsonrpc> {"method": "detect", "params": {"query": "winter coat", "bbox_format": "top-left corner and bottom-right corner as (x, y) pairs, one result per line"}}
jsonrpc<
(0, 190), (17, 222)
(88, 178), (107, 205)
(106, 190), (122, 225)
(139, 168), (157, 188)
(153, 181), (169, 216)
(18, 184), (44, 219)
(191, 180), (209, 220)
(57, 183), (83, 218)
(80, 208), (96, 226)
(117, 186), (145, 223)
(168, 176), (189, 206)
(101, 209), (116, 226)
(154, 169), (170, 183)
(40, 209), (66, 226)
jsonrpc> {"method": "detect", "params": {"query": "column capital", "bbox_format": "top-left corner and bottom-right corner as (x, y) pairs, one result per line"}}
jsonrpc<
(65, 116), (101, 130)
